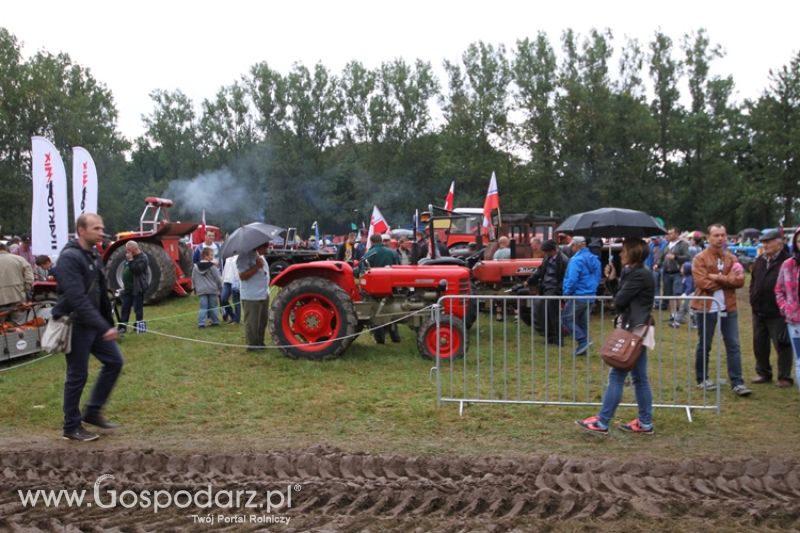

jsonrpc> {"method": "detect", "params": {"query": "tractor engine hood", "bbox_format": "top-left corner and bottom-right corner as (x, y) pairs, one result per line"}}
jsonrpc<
(471, 259), (544, 285)
(359, 265), (471, 298)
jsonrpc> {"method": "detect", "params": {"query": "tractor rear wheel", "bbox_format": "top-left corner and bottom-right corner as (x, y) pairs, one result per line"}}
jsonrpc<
(269, 277), (357, 360)
(417, 313), (467, 361)
(178, 241), (193, 278)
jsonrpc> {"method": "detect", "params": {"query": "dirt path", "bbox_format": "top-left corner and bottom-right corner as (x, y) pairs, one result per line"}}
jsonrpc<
(2, 447), (798, 531)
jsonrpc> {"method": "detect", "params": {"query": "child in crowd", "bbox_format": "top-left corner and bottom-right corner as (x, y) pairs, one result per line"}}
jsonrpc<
(192, 247), (222, 328)
(670, 261), (696, 329)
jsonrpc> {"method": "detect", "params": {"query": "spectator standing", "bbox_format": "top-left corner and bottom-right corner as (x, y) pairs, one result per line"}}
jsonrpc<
(192, 229), (221, 265)
(526, 239), (568, 344)
(192, 247), (222, 328)
(577, 238), (655, 435)
(530, 237), (545, 259)
(13, 235), (36, 270)
(397, 237), (412, 265)
(52, 213), (123, 442)
(220, 254), (241, 324)
(118, 241), (149, 334)
(691, 224), (752, 396)
(336, 232), (360, 267)
(238, 242), (271, 351)
(0, 241), (33, 324)
(661, 228), (691, 322)
(562, 236), (602, 356)
(647, 236), (668, 310)
(773, 230), (800, 388)
(361, 234), (401, 342)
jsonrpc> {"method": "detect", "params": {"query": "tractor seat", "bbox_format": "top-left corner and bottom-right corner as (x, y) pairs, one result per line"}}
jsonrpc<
(418, 257), (466, 267)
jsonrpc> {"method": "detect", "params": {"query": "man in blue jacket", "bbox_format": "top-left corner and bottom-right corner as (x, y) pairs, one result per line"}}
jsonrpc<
(562, 236), (602, 356)
(52, 213), (124, 442)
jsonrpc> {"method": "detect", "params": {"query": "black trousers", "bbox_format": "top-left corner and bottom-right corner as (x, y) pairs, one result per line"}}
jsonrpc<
(752, 313), (794, 381)
(63, 325), (124, 432)
(534, 289), (562, 343)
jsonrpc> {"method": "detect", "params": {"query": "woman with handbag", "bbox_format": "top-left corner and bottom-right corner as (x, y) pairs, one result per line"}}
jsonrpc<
(576, 238), (655, 435)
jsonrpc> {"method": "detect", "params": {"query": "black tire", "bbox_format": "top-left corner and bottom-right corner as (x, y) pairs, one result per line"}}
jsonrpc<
(178, 241), (193, 277)
(106, 241), (175, 305)
(373, 326), (386, 344)
(269, 277), (357, 360)
(417, 313), (467, 361)
(270, 259), (290, 278)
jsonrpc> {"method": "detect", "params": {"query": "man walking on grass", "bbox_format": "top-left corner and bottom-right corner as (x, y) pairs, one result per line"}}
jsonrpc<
(53, 213), (124, 442)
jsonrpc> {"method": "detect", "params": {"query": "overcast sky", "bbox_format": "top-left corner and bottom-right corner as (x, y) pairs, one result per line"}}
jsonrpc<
(4, 0), (798, 140)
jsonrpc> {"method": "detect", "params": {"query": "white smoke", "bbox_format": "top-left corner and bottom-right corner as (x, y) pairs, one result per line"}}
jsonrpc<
(164, 168), (264, 228)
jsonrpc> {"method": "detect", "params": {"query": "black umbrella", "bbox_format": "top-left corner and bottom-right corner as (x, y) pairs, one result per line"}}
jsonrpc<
(220, 224), (279, 259)
(738, 227), (761, 239)
(243, 222), (286, 241)
(556, 207), (666, 239)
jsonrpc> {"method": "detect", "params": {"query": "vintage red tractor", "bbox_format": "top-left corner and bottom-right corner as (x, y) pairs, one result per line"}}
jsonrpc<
(269, 260), (474, 361)
(104, 197), (220, 304)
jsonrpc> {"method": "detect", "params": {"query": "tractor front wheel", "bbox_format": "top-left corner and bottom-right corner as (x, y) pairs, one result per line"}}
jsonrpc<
(417, 314), (467, 361)
(269, 277), (357, 360)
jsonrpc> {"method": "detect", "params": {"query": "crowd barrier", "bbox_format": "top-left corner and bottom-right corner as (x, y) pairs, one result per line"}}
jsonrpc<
(433, 295), (722, 421)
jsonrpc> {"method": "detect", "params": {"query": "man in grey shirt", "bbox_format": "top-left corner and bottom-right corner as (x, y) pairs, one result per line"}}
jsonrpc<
(237, 242), (270, 351)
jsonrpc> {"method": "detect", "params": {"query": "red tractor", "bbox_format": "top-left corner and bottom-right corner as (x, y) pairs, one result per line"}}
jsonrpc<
(269, 260), (474, 361)
(104, 197), (219, 304)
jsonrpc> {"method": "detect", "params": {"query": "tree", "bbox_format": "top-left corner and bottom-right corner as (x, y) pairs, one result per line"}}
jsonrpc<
(439, 41), (512, 205)
(512, 33), (559, 213)
(747, 51), (800, 225)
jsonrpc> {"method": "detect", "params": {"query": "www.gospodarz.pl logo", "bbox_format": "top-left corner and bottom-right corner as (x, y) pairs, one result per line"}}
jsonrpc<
(18, 474), (300, 520)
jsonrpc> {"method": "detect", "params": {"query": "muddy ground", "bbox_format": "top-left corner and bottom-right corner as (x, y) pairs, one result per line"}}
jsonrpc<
(1, 446), (798, 532)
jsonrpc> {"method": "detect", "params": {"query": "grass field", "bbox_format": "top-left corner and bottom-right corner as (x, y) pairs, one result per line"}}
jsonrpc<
(1, 288), (799, 460)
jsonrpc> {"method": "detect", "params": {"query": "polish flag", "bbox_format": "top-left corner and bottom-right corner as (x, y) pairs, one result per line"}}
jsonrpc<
(443, 181), (455, 211)
(481, 171), (499, 237)
(366, 205), (390, 247)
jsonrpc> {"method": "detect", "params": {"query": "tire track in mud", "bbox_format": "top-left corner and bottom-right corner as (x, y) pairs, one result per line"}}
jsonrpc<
(1, 447), (799, 531)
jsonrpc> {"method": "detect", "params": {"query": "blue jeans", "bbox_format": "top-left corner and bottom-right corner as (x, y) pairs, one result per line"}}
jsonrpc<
(198, 294), (220, 326)
(119, 289), (144, 329)
(785, 323), (800, 387)
(695, 311), (744, 387)
(562, 299), (591, 347)
(220, 283), (241, 323)
(598, 349), (652, 427)
(63, 325), (124, 432)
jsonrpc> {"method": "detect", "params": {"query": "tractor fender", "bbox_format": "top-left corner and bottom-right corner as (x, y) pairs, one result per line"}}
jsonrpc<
(271, 261), (361, 302)
(102, 234), (163, 263)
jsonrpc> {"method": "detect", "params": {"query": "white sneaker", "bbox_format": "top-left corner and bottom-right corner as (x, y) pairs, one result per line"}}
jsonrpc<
(697, 379), (717, 391)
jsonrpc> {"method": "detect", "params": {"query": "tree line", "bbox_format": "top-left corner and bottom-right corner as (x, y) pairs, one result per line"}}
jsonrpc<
(1, 26), (798, 237)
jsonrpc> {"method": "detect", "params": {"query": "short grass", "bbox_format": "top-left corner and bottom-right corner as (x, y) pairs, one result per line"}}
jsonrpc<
(1, 288), (798, 460)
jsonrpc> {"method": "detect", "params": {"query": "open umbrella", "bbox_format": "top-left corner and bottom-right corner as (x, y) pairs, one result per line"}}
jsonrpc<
(220, 224), (280, 259)
(243, 222), (286, 241)
(738, 228), (761, 240)
(556, 207), (666, 239)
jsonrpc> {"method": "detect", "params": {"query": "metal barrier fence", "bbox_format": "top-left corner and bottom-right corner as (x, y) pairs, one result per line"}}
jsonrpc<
(433, 295), (722, 421)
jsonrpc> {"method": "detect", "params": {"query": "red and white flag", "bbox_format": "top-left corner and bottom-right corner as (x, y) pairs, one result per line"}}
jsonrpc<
(443, 180), (455, 211)
(366, 205), (390, 247)
(482, 171), (499, 237)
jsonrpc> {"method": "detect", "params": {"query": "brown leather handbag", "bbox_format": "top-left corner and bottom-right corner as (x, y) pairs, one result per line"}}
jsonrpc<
(600, 325), (647, 370)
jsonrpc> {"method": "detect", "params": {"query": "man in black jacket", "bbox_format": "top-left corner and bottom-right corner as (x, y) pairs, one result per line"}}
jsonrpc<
(53, 213), (124, 442)
(527, 239), (568, 344)
(749, 229), (793, 387)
